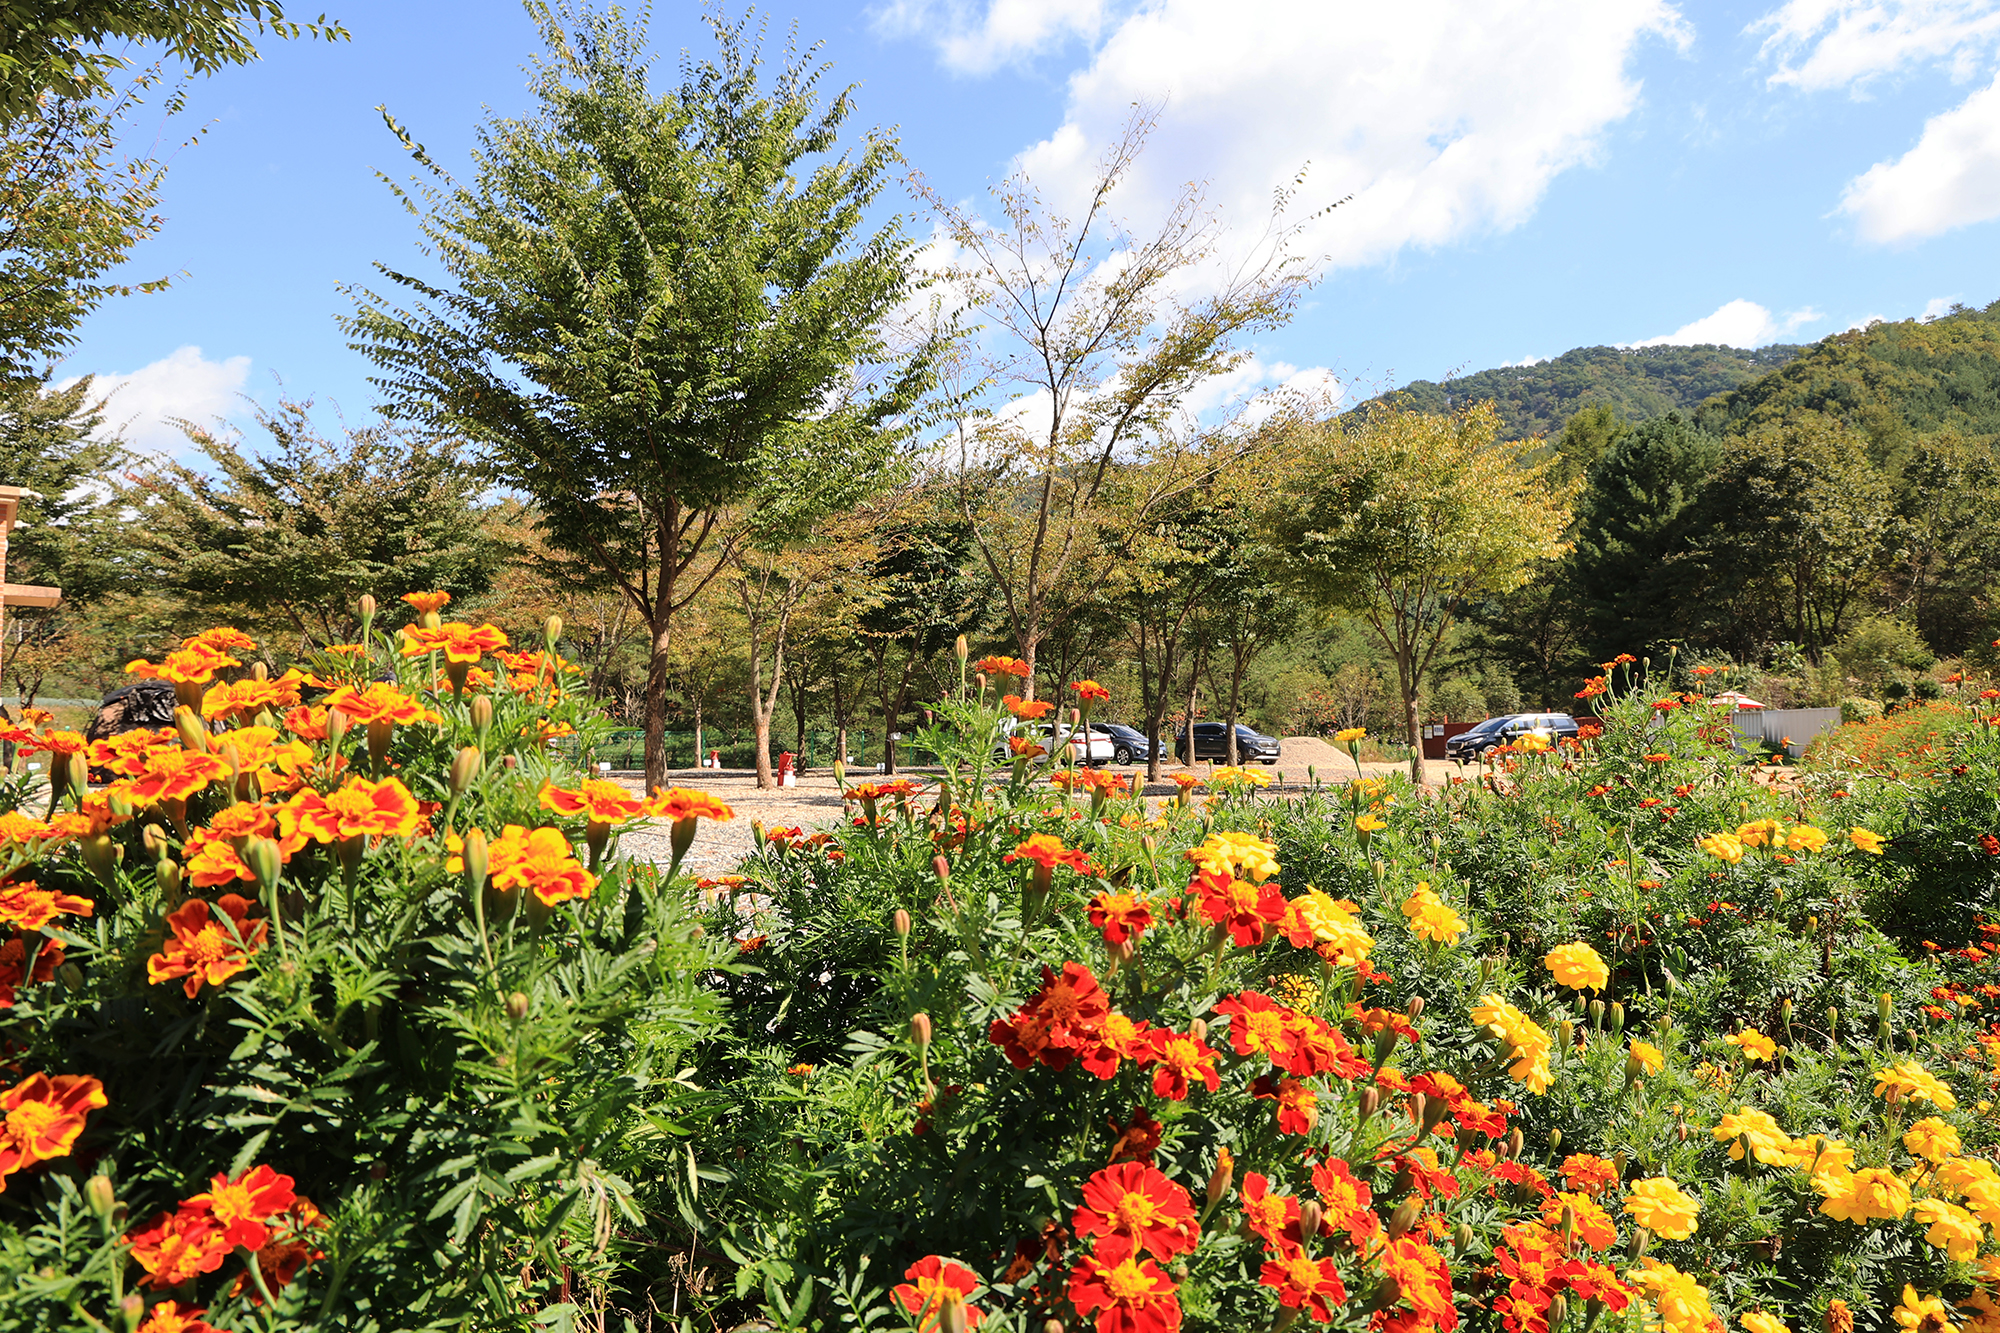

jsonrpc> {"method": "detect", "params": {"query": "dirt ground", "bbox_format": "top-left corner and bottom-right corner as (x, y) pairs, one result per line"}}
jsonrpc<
(606, 738), (1445, 875)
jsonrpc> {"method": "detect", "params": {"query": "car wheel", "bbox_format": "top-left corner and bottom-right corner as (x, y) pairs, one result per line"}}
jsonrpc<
(1114, 746), (1133, 765)
(1262, 758), (1278, 766)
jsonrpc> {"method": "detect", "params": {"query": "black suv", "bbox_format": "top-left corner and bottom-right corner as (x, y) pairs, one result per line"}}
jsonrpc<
(1444, 712), (1579, 760)
(1095, 723), (1163, 765)
(1176, 722), (1282, 765)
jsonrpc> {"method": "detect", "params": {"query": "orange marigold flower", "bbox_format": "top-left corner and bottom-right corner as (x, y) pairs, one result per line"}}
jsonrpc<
(318, 682), (439, 727)
(1145, 1027), (1221, 1100)
(1169, 772), (1202, 792)
(225, 1197), (327, 1303)
(1007, 735), (1047, 759)
(200, 675), (303, 723)
(1006, 834), (1093, 874)
(0, 1072), (106, 1188)
(0, 931), (64, 1008)
(989, 962), (1111, 1071)
(1088, 891), (1153, 945)
(0, 880), (95, 932)
(282, 705), (330, 741)
(1242, 1170), (1303, 1247)
(975, 654), (1031, 678)
(1214, 991), (1301, 1063)
(123, 749), (231, 805)
(0, 811), (57, 845)
(1074, 1161), (1198, 1261)
(135, 1299), (224, 1333)
(1004, 695), (1056, 720)
(401, 590), (452, 613)
(1252, 1074), (1319, 1135)
(127, 641), (239, 685)
(1574, 676), (1609, 699)
(183, 1164), (298, 1250)
(1310, 1158), (1377, 1241)
(1560, 1152), (1620, 1196)
(487, 825), (597, 907)
(87, 727), (179, 777)
(128, 1211), (231, 1288)
(186, 627), (256, 653)
(401, 620), (509, 663)
(647, 787), (735, 822)
(539, 779), (648, 825)
(1542, 1189), (1618, 1249)
(892, 1255), (986, 1333)
(22, 729), (86, 756)
(1071, 679), (1111, 703)
(147, 895), (267, 998)
(1078, 1011), (1154, 1080)
(1067, 1237), (1181, 1333)
(1193, 869), (1288, 948)
(1260, 1247), (1347, 1322)
(1379, 1236), (1457, 1324)
(280, 776), (422, 844)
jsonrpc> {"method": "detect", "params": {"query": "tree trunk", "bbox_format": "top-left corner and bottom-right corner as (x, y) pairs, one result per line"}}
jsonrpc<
(1402, 652), (1426, 787)
(643, 615), (673, 791)
(691, 696), (703, 774)
(1182, 648), (1204, 770)
(1225, 645), (1247, 766)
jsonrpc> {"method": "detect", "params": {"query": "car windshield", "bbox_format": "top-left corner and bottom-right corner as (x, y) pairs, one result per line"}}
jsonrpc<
(1466, 716), (1513, 734)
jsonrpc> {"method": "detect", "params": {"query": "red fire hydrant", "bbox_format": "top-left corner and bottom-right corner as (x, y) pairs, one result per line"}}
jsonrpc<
(777, 751), (795, 786)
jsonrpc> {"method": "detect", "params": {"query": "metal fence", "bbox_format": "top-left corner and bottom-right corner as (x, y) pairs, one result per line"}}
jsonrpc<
(1730, 707), (1841, 757)
(580, 729), (875, 772)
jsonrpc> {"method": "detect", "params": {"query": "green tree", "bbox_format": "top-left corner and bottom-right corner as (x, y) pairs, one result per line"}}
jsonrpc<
(127, 395), (501, 647)
(344, 5), (936, 789)
(1564, 412), (1725, 660)
(1269, 400), (1572, 782)
(0, 0), (345, 123)
(1884, 431), (2000, 654)
(1548, 402), (1629, 487)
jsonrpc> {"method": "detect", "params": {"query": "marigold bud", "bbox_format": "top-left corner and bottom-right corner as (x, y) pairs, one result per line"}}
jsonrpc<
(1188, 1018), (1207, 1042)
(251, 660), (269, 682)
(326, 707), (349, 748)
(462, 827), (489, 891)
(243, 837), (282, 892)
(1406, 995), (1425, 1021)
(1587, 999), (1604, 1029)
(1373, 1027), (1398, 1065)
(933, 854), (950, 883)
(156, 858), (182, 904)
(1627, 1226), (1651, 1261)
(894, 909), (912, 937)
(450, 745), (483, 795)
(507, 991), (529, 1021)
(1042, 1322), (1064, 1333)
(359, 593), (377, 621)
(1608, 1002), (1626, 1036)
(1451, 1221), (1474, 1252)
(1877, 992), (1895, 1024)
(1387, 1197), (1421, 1239)
(86, 1173), (116, 1222)
(1358, 1087), (1381, 1121)
(545, 615), (563, 647)
(173, 705), (209, 753)
(119, 1293), (144, 1333)
(939, 1300), (966, 1333)
(470, 696), (494, 735)
(80, 834), (120, 888)
(1546, 1293), (1568, 1326)
(1206, 1148), (1234, 1205)
(1505, 1128), (1524, 1160)
(57, 961), (83, 992)
(1297, 1200), (1324, 1239)
(910, 1013), (932, 1047)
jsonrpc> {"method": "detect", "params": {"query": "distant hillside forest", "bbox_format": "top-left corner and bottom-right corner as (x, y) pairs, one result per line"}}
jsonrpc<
(1453, 297), (2000, 711)
(1354, 342), (1806, 440)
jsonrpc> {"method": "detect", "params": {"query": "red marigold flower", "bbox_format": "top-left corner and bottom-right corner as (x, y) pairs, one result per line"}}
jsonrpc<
(0, 880), (94, 933)
(1277, 1013), (1369, 1080)
(400, 620), (509, 664)
(1489, 1160), (1555, 1199)
(1559, 1152), (1619, 1196)
(1979, 833), (2000, 857)
(1079, 1011), (1154, 1080)
(1193, 870), (1287, 948)
(1378, 1236), (1457, 1326)
(539, 779), (648, 826)
(892, 1255), (986, 1332)
(488, 825), (597, 907)
(1071, 680), (1111, 703)
(1652, 697), (1682, 712)
(183, 1164), (298, 1250)
(1389, 1148), (1461, 1202)
(646, 787), (736, 822)
(1008, 735), (1048, 759)
(1144, 1028), (1220, 1100)
(148, 895), (267, 997)
(1088, 891), (1154, 945)
(975, 655), (1031, 679)
(225, 1197), (328, 1303)
(1106, 1106), (1164, 1166)
(401, 590), (452, 613)
(1214, 991), (1302, 1063)
(1067, 1236), (1183, 1333)
(135, 1299), (224, 1333)
(0, 1072), (107, 1187)
(1259, 1248), (1347, 1321)
(1073, 1161), (1198, 1261)
(989, 962), (1111, 1070)
(319, 682), (439, 727)
(122, 749), (231, 805)
(1251, 1074), (1319, 1135)
(1240, 1171), (1302, 1248)
(1004, 694), (1057, 720)
(127, 1210), (231, 1288)
(1309, 1157), (1376, 1242)
(1573, 676), (1608, 699)
(281, 776), (422, 843)
(0, 930), (63, 1008)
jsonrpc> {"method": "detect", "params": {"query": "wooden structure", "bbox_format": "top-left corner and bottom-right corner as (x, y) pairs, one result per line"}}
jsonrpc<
(0, 485), (63, 654)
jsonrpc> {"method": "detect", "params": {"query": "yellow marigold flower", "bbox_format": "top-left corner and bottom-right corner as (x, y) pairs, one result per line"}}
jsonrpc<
(1741, 1313), (1791, 1333)
(1894, 1286), (1951, 1333)
(1959, 1290), (2000, 1333)
(1206, 765), (1273, 790)
(1876, 1059), (1958, 1111)
(1713, 1107), (1796, 1166)
(1286, 890), (1374, 967)
(1784, 824), (1828, 853)
(1849, 826), (1886, 855)
(1186, 830), (1280, 883)
(1333, 726), (1367, 743)
(1787, 1134), (1853, 1185)
(1698, 832), (1745, 863)
(1544, 941), (1609, 992)
(1725, 1028), (1778, 1062)
(1628, 1039), (1665, 1076)
(1905, 1116), (1964, 1164)
(1625, 1258), (1712, 1333)
(1624, 1177), (1700, 1239)
(1354, 812), (1388, 834)
(1914, 1198), (1985, 1261)
(1471, 993), (1552, 1094)
(1736, 818), (1785, 848)
(1399, 883), (1467, 945)
(1937, 1155), (2000, 1200)
(1515, 731), (1552, 753)
(1816, 1166), (1911, 1223)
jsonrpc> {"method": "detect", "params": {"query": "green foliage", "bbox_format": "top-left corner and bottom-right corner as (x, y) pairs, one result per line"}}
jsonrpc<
(127, 397), (502, 647)
(1351, 343), (1803, 441)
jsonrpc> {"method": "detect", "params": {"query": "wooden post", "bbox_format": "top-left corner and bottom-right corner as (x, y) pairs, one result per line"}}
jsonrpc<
(0, 486), (64, 691)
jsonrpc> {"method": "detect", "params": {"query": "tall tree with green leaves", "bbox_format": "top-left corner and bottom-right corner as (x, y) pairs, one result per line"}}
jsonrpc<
(1269, 401), (1573, 783)
(344, 4), (938, 788)
(127, 396), (501, 647)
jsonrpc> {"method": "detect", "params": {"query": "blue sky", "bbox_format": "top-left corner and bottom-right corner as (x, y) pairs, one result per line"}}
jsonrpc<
(60, 0), (2000, 454)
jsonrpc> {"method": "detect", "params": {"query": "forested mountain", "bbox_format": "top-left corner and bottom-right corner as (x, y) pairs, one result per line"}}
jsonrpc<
(1353, 342), (1805, 439)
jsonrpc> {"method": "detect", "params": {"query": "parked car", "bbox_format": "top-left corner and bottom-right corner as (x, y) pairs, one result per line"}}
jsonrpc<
(992, 721), (1116, 765)
(1443, 712), (1580, 760)
(1095, 722), (1164, 766)
(1176, 721), (1282, 765)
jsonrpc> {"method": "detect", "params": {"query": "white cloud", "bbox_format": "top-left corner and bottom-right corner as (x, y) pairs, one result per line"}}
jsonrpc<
(1627, 299), (1824, 347)
(1751, 0), (2000, 92)
(906, 0), (1690, 274)
(1922, 293), (1966, 317)
(1502, 355), (1549, 368)
(1838, 71), (2000, 240)
(872, 0), (1112, 73)
(60, 345), (252, 457)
